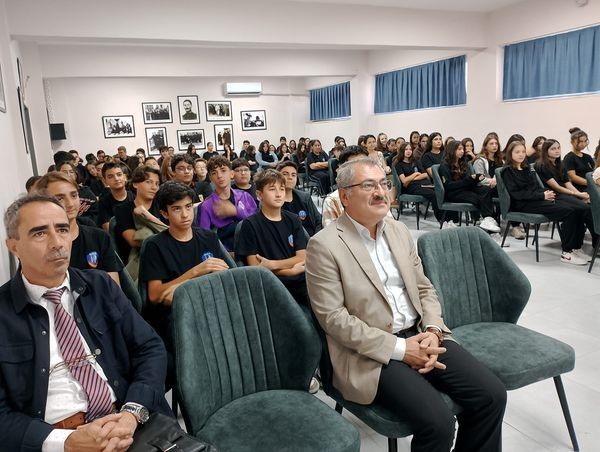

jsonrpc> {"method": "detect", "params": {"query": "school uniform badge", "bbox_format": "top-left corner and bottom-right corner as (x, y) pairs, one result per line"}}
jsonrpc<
(298, 210), (307, 221)
(86, 251), (99, 268)
(288, 234), (294, 247)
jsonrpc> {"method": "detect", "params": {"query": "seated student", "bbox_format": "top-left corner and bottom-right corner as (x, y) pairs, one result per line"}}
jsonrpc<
(144, 156), (160, 171)
(277, 161), (322, 236)
(240, 144), (258, 173)
(564, 127), (595, 192)
(197, 156), (257, 250)
(231, 158), (257, 201)
(420, 132), (444, 177)
(235, 169), (309, 306)
(528, 136), (546, 164)
(462, 137), (476, 162)
(193, 157), (214, 199)
(97, 161), (135, 231)
(202, 141), (219, 161)
(392, 142), (442, 222)
(170, 154), (203, 203)
(322, 146), (370, 227)
(114, 166), (165, 266)
(56, 161), (99, 222)
(366, 134), (391, 175)
(25, 175), (41, 193)
(223, 142), (238, 161)
(594, 155), (600, 186)
(292, 142), (308, 176)
(439, 140), (501, 232)
(34, 172), (122, 285)
(306, 139), (331, 194)
(256, 140), (279, 169)
(139, 181), (231, 381)
(502, 141), (588, 265)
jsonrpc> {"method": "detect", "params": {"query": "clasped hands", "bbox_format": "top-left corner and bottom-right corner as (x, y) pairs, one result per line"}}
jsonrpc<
(402, 332), (447, 374)
(64, 412), (138, 452)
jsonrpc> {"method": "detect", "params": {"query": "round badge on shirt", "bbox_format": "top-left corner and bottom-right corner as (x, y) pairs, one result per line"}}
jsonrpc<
(86, 251), (99, 269)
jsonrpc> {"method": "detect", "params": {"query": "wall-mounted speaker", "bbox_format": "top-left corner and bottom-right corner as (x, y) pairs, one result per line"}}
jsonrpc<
(49, 123), (66, 140)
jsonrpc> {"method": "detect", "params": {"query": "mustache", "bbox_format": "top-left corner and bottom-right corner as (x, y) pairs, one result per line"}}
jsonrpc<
(370, 193), (389, 203)
(46, 249), (69, 261)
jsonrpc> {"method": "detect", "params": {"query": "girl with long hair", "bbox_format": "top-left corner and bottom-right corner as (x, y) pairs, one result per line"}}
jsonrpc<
(563, 127), (594, 192)
(419, 132), (443, 177)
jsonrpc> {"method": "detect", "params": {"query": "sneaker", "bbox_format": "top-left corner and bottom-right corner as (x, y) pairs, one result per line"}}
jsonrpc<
(490, 233), (509, 247)
(510, 225), (526, 240)
(561, 251), (587, 266)
(479, 217), (501, 233)
(442, 221), (458, 229)
(572, 249), (592, 262)
(309, 376), (320, 394)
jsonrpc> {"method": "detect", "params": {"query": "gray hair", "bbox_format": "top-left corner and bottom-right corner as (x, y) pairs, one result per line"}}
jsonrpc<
(336, 157), (384, 189)
(4, 193), (64, 239)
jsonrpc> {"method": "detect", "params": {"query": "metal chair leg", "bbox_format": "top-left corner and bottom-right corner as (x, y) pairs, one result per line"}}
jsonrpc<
(588, 240), (600, 273)
(551, 222), (556, 240)
(501, 222), (510, 248)
(524, 224), (530, 248)
(416, 203), (421, 230)
(440, 211), (447, 229)
(534, 224), (540, 262)
(334, 402), (343, 414)
(388, 437), (398, 452)
(554, 376), (579, 451)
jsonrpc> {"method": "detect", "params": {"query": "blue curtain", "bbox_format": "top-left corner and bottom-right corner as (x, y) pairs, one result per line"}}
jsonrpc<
(503, 25), (600, 100)
(309, 81), (351, 121)
(374, 55), (466, 113)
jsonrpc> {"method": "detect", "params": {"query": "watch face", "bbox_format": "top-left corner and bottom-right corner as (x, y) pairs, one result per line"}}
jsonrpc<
(139, 407), (150, 423)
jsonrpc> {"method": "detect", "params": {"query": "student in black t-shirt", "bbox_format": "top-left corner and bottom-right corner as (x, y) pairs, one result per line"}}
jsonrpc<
(34, 172), (122, 284)
(234, 169), (309, 306)
(564, 127), (595, 192)
(170, 154), (202, 203)
(305, 139), (330, 194)
(231, 158), (257, 201)
(277, 160), (322, 236)
(56, 161), (99, 223)
(97, 162), (135, 230)
(202, 142), (219, 161)
(420, 132), (444, 177)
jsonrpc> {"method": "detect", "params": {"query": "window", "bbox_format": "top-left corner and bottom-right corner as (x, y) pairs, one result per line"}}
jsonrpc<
(309, 81), (351, 121)
(374, 55), (466, 113)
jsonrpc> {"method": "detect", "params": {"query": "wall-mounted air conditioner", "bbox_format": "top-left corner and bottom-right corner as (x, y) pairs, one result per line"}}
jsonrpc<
(224, 82), (262, 96)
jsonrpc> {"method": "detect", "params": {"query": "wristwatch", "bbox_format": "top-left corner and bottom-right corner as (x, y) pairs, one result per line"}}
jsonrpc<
(120, 402), (150, 424)
(426, 327), (444, 346)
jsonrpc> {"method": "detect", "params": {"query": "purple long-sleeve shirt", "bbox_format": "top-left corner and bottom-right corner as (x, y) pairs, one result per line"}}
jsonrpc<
(197, 189), (257, 229)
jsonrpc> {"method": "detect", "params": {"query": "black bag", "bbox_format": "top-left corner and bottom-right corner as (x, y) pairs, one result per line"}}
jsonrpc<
(129, 412), (218, 452)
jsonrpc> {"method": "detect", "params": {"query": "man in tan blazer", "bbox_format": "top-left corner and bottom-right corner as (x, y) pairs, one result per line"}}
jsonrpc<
(306, 158), (506, 452)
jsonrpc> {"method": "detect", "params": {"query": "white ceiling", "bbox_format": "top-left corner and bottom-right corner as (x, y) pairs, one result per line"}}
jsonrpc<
(284, 0), (527, 12)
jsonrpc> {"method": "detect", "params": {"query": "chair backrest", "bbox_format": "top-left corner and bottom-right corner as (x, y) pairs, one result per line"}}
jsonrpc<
(328, 158), (338, 190)
(586, 172), (600, 235)
(430, 164), (446, 207)
(233, 220), (246, 266)
(391, 165), (403, 196)
(417, 227), (531, 329)
(494, 167), (511, 217)
(173, 267), (321, 433)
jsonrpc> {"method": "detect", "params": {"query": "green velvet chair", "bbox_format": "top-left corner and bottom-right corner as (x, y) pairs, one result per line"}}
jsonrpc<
(417, 226), (579, 451)
(391, 165), (430, 229)
(586, 172), (600, 273)
(495, 167), (560, 261)
(431, 164), (479, 228)
(173, 267), (360, 452)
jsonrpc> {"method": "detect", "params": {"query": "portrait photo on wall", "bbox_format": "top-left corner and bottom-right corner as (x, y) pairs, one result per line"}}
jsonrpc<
(214, 124), (234, 151)
(102, 115), (135, 138)
(142, 102), (173, 124)
(177, 129), (205, 151)
(145, 127), (167, 155)
(240, 110), (266, 131)
(205, 101), (232, 121)
(177, 95), (200, 124)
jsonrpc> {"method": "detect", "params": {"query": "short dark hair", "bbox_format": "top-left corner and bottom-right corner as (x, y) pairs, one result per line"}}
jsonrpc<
(338, 145), (368, 165)
(279, 136), (286, 142)
(117, 146), (126, 152)
(254, 169), (286, 191)
(276, 160), (298, 172)
(243, 140), (250, 145)
(159, 146), (169, 154)
(131, 165), (160, 184)
(231, 158), (250, 170)
(96, 150), (105, 156)
(170, 153), (195, 171)
(53, 151), (74, 166)
(101, 161), (123, 178)
(25, 176), (42, 192)
(207, 156), (232, 173)
(156, 181), (196, 212)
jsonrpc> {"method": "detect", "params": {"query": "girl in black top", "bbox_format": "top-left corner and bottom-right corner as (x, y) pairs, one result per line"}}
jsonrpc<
(502, 141), (587, 265)
(461, 137), (476, 162)
(293, 143), (308, 174)
(439, 140), (500, 232)
(223, 143), (238, 161)
(563, 127), (595, 192)
(240, 144), (258, 173)
(420, 132), (444, 177)
(528, 136), (546, 164)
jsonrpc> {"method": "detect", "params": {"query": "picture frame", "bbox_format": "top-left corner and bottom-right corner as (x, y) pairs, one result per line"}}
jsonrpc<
(177, 95), (200, 124)
(0, 63), (6, 113)
(214, 124), (234, 151)
(205, 101), (232, 122)
(240, 110), (267, 131)
(102, 115), (135, 138)
(177, 129), (205, 151)
(145, 127), (167, 155)
(142, 102), (173, 124)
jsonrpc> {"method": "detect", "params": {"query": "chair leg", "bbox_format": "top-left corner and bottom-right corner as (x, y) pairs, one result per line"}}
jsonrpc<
(534, 224), (540, 262)
(458, 212), (463, 226)
(554, 376), (579, 451)
(416, 202), (421, 230)
(388, 437), (398, 452)
(423, 201), (430, 220)
(335, 403), (343, 414)
(501, 221), (510, 248)
(439, 211), (447, 229)
(551, 222), (556, 240)
(588, 239), (600, 273)
(524, 224), (530, 248)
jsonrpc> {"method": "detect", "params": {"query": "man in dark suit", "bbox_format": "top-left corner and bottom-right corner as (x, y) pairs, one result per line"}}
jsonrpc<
(306, 158), (506, 452)
(181, 100), (197, 121)
(0, 193), (171, 451)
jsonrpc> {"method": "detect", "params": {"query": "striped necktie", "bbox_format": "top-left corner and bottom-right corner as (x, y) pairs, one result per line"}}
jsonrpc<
(44, 287), (114, 421)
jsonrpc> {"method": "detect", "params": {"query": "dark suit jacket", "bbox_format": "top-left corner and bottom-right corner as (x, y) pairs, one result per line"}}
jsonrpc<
(0, 267), (171, 451)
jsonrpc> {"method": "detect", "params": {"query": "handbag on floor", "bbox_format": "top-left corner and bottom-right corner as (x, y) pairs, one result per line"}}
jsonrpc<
(129, 412), (218, 452)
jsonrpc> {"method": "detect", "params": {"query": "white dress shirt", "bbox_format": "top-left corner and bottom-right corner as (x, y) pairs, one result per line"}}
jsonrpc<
(22, 274), (117, 452)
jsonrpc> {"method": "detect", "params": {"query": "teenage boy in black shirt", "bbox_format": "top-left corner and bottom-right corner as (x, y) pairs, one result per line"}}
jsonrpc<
(235, 169), (309, 306)
(34, 172), (122, 285)
(170, 153), (202, 202)
(97, 161), (134, 230)
(231, 158), (257, 202)
(277, 160), (322, 236)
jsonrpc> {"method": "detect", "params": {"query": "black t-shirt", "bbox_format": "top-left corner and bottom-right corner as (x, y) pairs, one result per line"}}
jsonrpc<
(536, 163), (568, 187)
(78, 186), (98, 221)
(113, 200), (161, 261)
(235, 210), (307, 284)
(97, 190), (135, 227)
(70, 224), (123, 273)
(194, 181), (213, 202)
(89, 178), (109, 198)
(305, 151), (329, 175)
(395, 161), (419, 177)
(202, 151), (219, 161)
(231, 183), (257, 202)
(563, 152), (595, 191)
(420, 151), (444, 171)
(282, 191), (319, 237)
(139, 227), (229, 338)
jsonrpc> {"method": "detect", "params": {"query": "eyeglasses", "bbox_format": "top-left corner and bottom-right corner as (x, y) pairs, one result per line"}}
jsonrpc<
(50, 351), (99, 376)
(234, 168), (250, 173)
(342, 179), (393, 192)
(175, 165), (194, 173)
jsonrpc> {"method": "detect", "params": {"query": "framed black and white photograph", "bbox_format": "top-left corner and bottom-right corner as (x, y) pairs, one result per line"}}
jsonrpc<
(102, 115), (135, 138)
(0, 63), (6, 113)
(177, 129), (205, 151)
(241, 110), (267, 131)
(145, 127), (167, 155)
(205, 101), (232, 121)
(177, 95), (200, 124)
(214, 124), (234, 151)
(142, 102), (173, 124)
